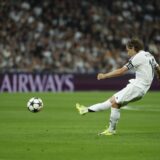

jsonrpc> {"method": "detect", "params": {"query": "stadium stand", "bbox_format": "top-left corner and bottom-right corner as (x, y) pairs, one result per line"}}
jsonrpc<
(0, 0), (159, 73)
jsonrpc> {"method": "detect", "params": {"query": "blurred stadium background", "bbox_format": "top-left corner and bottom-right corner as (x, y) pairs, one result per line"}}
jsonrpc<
(0, 1), (160, 160)
(0, 0), (160, 92)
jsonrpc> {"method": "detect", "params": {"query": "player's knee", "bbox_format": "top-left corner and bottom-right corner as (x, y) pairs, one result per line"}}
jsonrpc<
(109, 96), (120, 108)
(112, 103), (119, 108)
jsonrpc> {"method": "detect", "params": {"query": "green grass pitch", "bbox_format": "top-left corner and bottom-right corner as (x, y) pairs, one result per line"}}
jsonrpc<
(0, 91), (160, 160)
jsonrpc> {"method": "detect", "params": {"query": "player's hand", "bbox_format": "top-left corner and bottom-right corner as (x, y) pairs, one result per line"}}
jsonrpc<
(97, 73), (106, 80)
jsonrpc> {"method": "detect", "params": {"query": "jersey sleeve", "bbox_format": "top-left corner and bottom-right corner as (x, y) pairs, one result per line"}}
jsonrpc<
(125, 54), (141, 70)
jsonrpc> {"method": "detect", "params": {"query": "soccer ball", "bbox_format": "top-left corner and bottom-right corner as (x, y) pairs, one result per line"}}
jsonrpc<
(27, 97), (43, 113)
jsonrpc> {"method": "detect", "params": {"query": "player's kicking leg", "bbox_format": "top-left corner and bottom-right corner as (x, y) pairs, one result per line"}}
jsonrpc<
(76, 99), (112, 115)
(76, 103), (88, 115)
(76, 97), (120, 136)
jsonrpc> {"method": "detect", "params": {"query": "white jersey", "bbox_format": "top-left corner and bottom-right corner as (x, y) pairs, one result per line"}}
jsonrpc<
(125, 50), (159, 93)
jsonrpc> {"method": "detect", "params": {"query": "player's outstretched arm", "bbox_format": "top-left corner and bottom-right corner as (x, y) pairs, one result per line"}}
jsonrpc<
(155, 65), (160, 82)
(97, 66), (128, 80)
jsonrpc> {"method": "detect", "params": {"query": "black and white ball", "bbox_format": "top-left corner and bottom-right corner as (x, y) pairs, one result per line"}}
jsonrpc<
(27, 97), (43, 113)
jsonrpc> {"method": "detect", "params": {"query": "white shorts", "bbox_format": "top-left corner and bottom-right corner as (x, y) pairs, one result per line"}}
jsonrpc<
(114, 83), (145, 106)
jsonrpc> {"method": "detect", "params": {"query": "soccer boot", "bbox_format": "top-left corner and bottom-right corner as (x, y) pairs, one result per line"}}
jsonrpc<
(98, 128), (116, 136)
(76, 103), (88, 115)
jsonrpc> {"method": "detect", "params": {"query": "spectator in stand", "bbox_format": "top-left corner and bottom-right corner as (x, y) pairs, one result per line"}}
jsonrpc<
(0, 0), (159, 73)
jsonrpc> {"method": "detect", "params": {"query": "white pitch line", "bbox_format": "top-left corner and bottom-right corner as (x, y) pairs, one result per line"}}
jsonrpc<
(122, 105), (160, 112)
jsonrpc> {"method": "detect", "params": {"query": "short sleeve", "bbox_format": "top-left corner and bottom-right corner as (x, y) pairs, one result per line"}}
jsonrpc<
(125, 54), (141, 70)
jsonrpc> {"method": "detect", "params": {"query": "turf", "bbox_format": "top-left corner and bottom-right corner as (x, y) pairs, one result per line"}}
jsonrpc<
(0, 91), (160, 160)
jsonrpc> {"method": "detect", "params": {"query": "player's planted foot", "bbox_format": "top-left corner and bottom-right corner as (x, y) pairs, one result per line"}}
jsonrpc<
(76, 103), (88, 115)
(98, 128), (116, 136)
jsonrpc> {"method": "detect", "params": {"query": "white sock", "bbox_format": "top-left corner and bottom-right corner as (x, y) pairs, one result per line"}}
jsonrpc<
(108, 108), (120, 131)
(88, 100), (112, 112)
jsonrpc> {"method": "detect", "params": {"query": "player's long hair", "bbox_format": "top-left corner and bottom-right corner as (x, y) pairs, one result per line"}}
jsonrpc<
(127, 38), (144, 52)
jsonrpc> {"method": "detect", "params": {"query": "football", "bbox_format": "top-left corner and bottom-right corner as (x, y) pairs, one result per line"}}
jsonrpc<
(27, 97), (43, 113)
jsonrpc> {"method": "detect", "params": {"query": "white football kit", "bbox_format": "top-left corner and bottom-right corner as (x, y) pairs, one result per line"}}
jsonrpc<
(114, 50), (159, 106)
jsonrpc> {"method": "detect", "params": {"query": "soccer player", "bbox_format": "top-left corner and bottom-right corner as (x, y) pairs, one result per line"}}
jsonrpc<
(76, 38), (160, 135)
